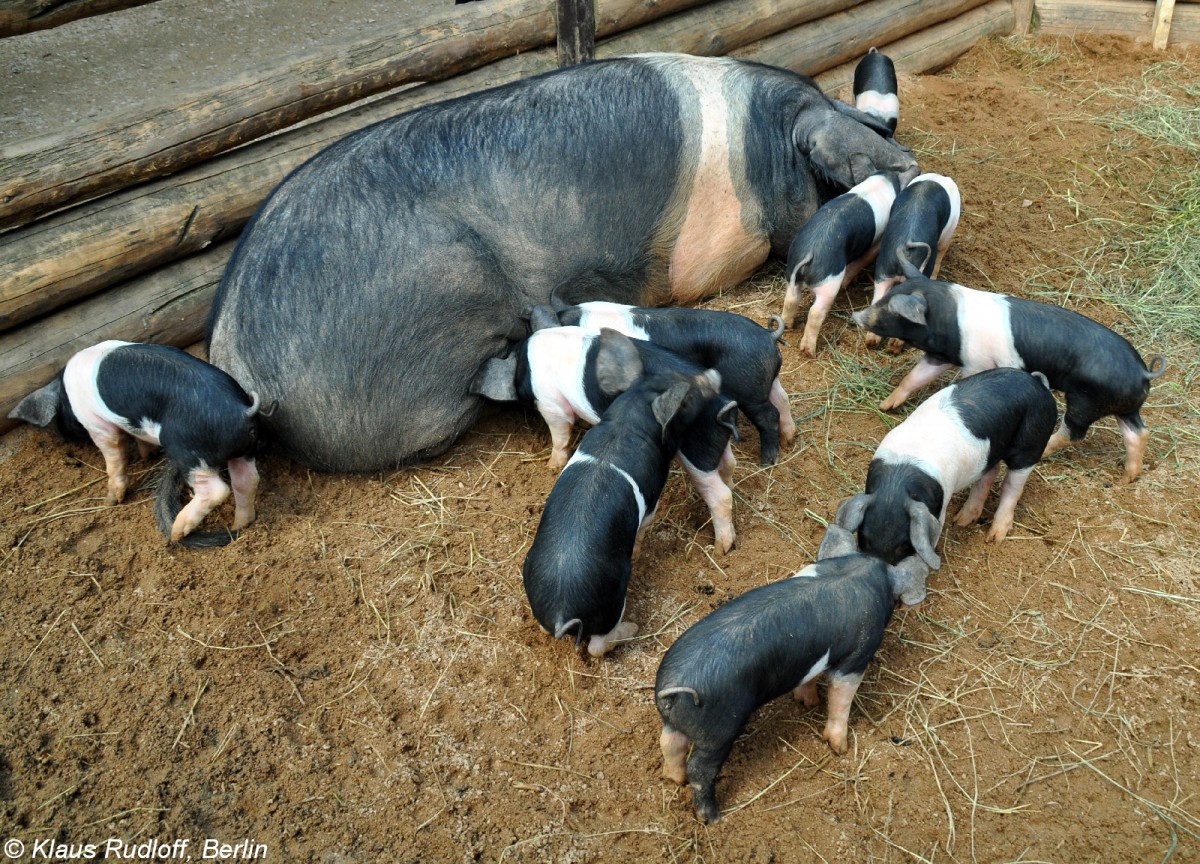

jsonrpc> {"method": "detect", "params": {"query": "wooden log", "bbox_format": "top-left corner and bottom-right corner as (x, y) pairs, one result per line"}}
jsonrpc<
(557, 0), (596, 66)
(593, 0), (870, 57)
(733, 0), (995, 76)
(0, 0), (154, 38)
(0, 0), (712, 232)
(0, 243), (234, 436)
(815, 0), (1015, 94)
(0, 50), (559, 333)
(0, 0), (869, 333)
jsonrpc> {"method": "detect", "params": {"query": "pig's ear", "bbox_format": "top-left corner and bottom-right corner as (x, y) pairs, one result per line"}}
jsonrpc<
(470, 356), (518, 402)
(716, 400), (740, 442)
(888, 292), (927, 326)
(652, 381), (691, 437)
(834, 493), (872, 532)
(817, 523), (857, 560)
(8, 378), (64, 427)
(595, 329), (643, 397)
(905, 498), (942, 570)
(888, 555), (930, 607)
(528, 305), (561, 332)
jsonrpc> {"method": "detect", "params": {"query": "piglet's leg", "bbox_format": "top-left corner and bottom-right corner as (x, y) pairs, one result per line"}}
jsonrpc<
(90, 427), (130, 504)
(587, 619), (638, 658)
(172, 468), (231, 542)
(798, 275), (844, 358)
(822, 671), (865, 755)
(227, 457), (260, 530)
(632, 503), (659, 561)
(660, 725), (691, 786)
(954, 464), (1000, 527)
(780, 281), (805, 330)
(1117, 416), (1151, 483)
(135, 439), (160, 461)
(792, 678), (819, 708)
(536, 404), (577, 471)
(679, 455), (735, 555)
(769, 379), (796, 448)
(880, 355), (954, 411)
(985, 465), (1034, 543)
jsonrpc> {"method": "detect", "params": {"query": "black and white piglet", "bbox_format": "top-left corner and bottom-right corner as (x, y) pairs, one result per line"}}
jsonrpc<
(550, 301), (794, 465)
(853, 264), (1168, 480)
(655, 523), (928, 823)
(783, 172), (902, 356)
(853, 47), (899, 134)
(472, 325), (740, 552)
(835, 368), (1057, 571)
(8, 340), (261, 547)
(522, 368), (722, 657)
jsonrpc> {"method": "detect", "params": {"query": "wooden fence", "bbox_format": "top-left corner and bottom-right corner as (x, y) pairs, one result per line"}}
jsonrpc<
(0, 0), (1037, 432)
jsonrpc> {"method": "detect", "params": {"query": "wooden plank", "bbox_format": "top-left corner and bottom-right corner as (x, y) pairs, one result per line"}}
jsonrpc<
(0, 243), (234, 435)
(732, 0), (994, 76)
(0, 0), (154, 38)
(557, 0), (596, 66)
(1036, 0), (1200, 42)
(1035, 0), (1154, 38)
(0, 0), (869, 333)
(1012, 0), (1035, 35)
(816, 0), (1015, 93)
(1152, 0), (1177, 47)
(0, 0), (712, 232)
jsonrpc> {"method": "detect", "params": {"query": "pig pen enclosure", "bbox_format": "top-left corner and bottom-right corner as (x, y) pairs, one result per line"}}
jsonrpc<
(1, 0), (1199, 861)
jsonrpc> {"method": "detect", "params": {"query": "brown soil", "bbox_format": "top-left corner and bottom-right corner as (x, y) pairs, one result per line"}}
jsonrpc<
(3, 33), (1199, 864)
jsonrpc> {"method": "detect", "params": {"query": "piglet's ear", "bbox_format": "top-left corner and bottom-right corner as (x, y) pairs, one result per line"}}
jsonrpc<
(888, 555), (930, 607)
(834, 493), (872, 532)
(8, 378), (64, 427)
(716, 400), (740, 442)
(652, 381), (691, 439)
(527, 305), (561, 332)
(888, 292), (928, 326)
(595, 329), (643, 397)
(470, 356), (518, 402)
(905, 498), (942, 570)
(817, 523), (857, 560)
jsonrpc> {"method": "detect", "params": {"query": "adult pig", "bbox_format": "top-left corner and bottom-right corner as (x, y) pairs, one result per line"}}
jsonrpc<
(207, 53), (918, 471)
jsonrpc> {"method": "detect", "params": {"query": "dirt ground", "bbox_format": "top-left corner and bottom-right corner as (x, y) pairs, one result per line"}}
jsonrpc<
(2, 25), (1199, 864)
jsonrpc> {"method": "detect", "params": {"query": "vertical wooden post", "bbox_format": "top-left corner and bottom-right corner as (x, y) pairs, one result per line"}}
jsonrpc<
(1151, 0), (1176, 48)
(1011, 0), (1035, 36)
(557, 0), (596, 66)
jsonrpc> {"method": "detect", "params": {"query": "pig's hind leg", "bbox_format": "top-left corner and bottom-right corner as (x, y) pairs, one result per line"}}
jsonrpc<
(985, 465), (1034, 542)
(659, 724), (691, 786)
(742, 400), (783, 466)
(798, 275), (845, 358)
(227, 456), (260, 530)
(822, 671), (865, 755)
(769, 378), (796, 449)
(1116, 413), (1151, 483)
(686, 737), (739, 824)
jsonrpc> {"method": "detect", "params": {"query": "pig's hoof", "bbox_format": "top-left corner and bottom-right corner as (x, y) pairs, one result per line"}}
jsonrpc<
(715, 531), (735, 556)
(879, 394), (904, 412)
(799, 339), (818, 358)
(953, 508), (980, 528)
(984, 523), (1010, 543)
(822, 727), (849, 755)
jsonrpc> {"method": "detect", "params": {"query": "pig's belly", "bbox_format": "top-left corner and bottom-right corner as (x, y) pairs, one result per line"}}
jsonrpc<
(666, 62), (769, 304)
